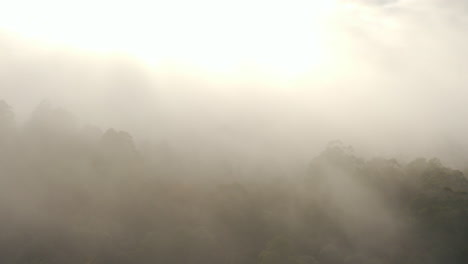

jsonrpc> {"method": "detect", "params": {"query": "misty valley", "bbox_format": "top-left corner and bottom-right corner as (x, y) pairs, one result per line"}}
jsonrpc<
(0, 100), (467, 264)
(3, 0), (468, 263)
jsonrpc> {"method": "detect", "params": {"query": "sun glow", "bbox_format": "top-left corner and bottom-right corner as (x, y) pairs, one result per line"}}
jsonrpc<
(1, 0), (338, 76)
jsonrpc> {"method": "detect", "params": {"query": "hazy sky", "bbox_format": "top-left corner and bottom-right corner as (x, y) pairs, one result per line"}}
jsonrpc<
(2, 0), (468, 167)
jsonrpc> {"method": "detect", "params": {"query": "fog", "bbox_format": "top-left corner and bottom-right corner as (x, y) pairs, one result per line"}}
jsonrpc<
(3, 0), (468, 167)
(1, 0), (468, 263)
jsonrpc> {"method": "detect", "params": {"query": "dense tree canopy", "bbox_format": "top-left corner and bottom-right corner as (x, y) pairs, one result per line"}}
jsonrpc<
(0, 101), (467, 264)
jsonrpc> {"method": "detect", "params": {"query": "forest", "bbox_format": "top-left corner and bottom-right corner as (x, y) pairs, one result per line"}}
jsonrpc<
(0, 99), (467, 264)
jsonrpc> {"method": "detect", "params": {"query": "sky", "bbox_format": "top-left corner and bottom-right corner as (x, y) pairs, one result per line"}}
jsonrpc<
(2, 0), (468, 167)
(0, 0), (337, 75)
